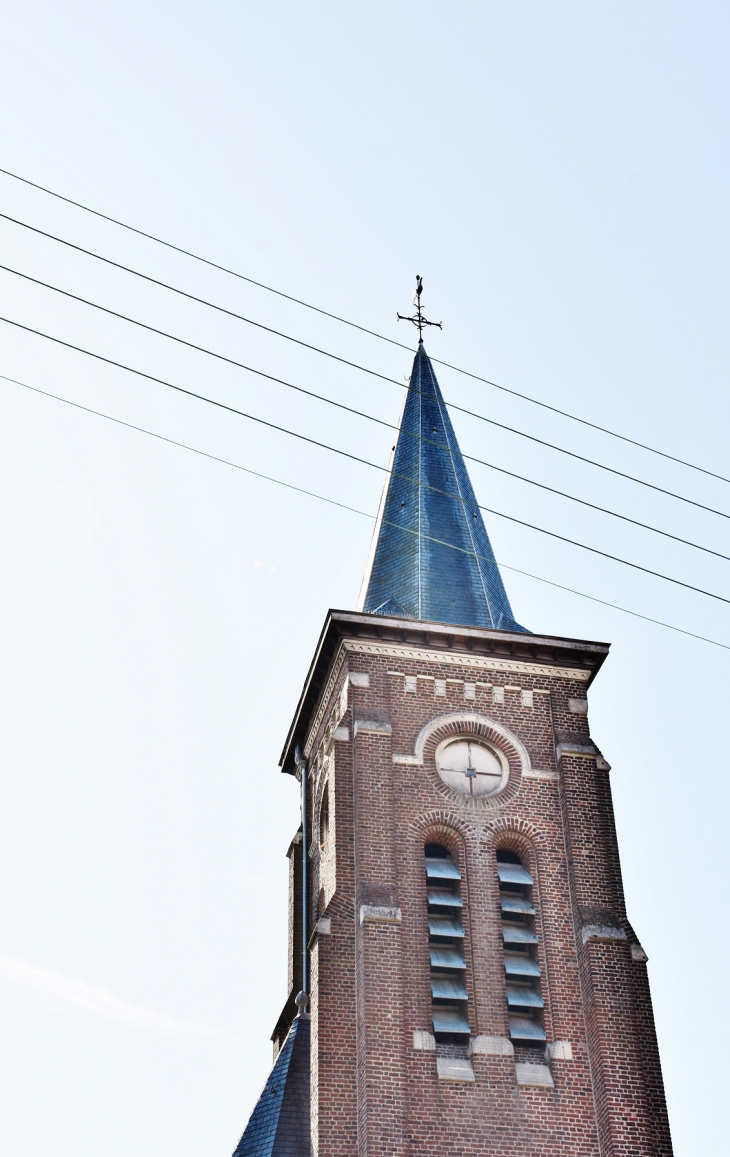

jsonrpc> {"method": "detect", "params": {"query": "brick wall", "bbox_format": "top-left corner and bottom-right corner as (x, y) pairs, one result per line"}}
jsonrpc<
(292, 616), (672, 1157)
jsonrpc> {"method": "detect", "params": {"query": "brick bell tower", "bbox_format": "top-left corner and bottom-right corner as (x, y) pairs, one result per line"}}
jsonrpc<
(233, 339), (673, 1157)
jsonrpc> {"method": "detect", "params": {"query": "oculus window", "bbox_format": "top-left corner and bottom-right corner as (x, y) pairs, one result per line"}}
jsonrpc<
(436, 739), (507, 798)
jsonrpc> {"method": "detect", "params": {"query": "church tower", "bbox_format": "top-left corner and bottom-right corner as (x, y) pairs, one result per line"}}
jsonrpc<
(233, 326), (673, 1156)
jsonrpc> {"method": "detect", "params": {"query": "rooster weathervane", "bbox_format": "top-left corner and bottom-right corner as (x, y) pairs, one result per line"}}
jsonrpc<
(397, 275), (442, 342)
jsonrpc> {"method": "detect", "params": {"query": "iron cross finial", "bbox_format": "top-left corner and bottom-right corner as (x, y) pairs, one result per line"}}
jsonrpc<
(397, 275), (442, 342)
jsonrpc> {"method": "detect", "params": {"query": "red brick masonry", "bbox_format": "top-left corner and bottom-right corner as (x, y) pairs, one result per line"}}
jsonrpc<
(279, 611), (672, 1157)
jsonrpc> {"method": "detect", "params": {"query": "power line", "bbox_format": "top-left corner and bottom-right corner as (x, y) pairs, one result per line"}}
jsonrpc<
(2, 213), (727, 518)
(2, 259), (730, 559)
(1, 164), (725, 486)
(2, 368), (728, 655)
(0, 213), (400, 389)
(1, 310), (729, 609)
(0, 261), (397, 425)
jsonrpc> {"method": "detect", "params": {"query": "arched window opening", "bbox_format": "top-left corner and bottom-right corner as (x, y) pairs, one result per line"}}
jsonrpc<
(497, 849), (546, 1044)
(424, 843), (470, 1041)
(319, 784), (330, 849)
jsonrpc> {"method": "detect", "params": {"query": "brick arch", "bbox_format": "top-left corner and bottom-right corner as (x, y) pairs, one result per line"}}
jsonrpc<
(408, 808), (475, 841)
(480, 818), (545, 869)
(413, 712), (529, 812)
(406, 813), (473, 872)
(407, 810), (475, 870)
(414, 711), (530, 769)
(481, 815), (546, 844)
(479, 821), (547, 913)
(494, 831), (537, 879)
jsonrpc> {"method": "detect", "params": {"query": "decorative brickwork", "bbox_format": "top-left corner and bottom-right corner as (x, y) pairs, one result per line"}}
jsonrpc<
(276, 610), (672, 1157)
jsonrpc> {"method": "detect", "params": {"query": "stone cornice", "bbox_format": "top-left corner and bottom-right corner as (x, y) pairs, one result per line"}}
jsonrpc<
(302, 647), (347, 760)
(281, 609), (609, 774)
(343, 639), (591, 682)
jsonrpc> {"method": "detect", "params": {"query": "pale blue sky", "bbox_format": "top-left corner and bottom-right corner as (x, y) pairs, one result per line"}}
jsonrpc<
(0, 3), (727, 1154)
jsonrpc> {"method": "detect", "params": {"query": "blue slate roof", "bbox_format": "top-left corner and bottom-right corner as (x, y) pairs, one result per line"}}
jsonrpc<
(359, 344), (526, 631)
(232, 1015), (310, 1157)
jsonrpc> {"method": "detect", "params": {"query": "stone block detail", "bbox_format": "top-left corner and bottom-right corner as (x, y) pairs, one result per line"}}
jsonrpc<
(437, 1056), (475, 1083)
(463, 682), (476, 700)
(569, 698), (588, 714)
(546, 1040), (573, 1061)
(582, 924), (627, 945)
(492, 686), (505, 705)
(359, 905), (402, 925)
(352, 718), (392, 737)
(412, 1031), (436, 1051)
(515, 1063), (554, 1088)
(434, 679), (447, 697)
(405, 675), (417, 694)
(521, 688), (534, 707)
(333, 726), (350, 742)
(523, 768), (559, 781)
(470, 1035), (514, 1057)
(556, 742), (596, 761)
(349, 672), (370, 688)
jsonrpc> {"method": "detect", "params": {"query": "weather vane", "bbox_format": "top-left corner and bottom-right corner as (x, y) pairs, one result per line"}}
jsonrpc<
(397, 275), (442, 342)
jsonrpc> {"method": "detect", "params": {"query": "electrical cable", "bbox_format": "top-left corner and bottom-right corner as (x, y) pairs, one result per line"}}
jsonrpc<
(0, 164), (725, 486)
(0, 212), (401, 389)
(2, 259), (730, 557)
(2, 368), (728, 654)
(1, 310), (728, 609)
(2, 213), (727, 515)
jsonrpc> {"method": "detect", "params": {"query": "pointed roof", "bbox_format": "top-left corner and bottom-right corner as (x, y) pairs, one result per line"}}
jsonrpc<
(358, 344), (526, 632)
(232, 1015), (310, 1157)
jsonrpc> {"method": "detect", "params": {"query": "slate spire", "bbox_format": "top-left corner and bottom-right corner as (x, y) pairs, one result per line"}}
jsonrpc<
(232, 1014), (310, 1157)
(358, 344), (526, 632)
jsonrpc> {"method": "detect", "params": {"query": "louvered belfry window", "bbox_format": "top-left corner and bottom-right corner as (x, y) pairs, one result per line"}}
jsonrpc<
(497, 849), (546, 1043)
(424, 843), (470, 1040)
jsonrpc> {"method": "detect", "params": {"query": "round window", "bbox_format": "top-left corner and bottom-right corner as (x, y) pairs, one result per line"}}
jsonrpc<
(437, 739), (506, 797)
